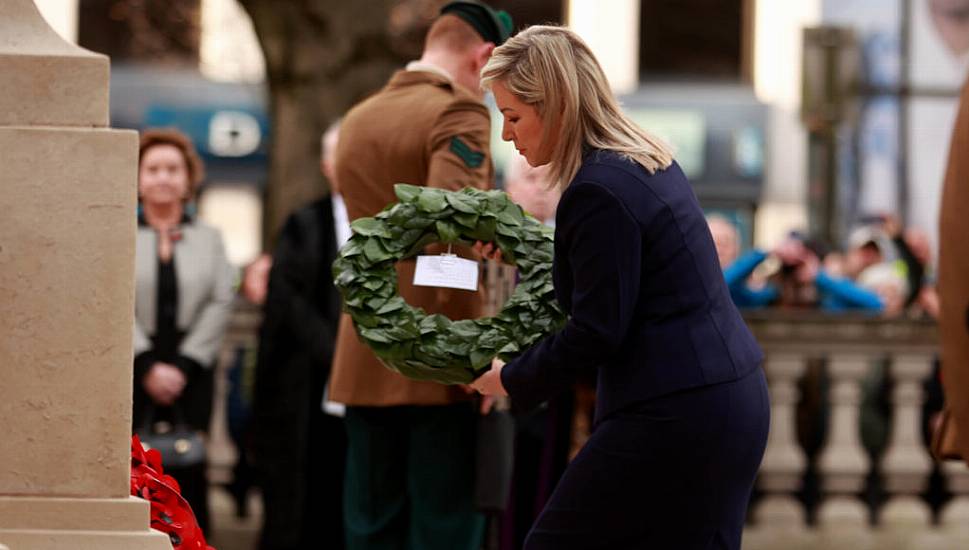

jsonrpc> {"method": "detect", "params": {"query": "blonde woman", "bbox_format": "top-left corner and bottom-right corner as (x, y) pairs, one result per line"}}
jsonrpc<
(470, 26), (769, 549)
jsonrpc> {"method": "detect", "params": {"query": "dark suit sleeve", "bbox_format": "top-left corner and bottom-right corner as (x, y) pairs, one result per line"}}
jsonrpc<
(501, 182), (642, 411)
(265, 212), (336, 364)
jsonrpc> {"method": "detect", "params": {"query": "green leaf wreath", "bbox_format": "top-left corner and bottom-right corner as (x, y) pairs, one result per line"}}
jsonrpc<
(332, 184), (566, 385)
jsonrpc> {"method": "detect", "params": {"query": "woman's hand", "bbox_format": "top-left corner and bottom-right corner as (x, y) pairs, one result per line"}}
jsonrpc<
(469, 357), (508, 413)
(472, 241), (503, 264)
(143, 362), (187, 406)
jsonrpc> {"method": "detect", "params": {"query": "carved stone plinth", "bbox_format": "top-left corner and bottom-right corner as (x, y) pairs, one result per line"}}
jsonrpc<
(0, 1), (168, 547)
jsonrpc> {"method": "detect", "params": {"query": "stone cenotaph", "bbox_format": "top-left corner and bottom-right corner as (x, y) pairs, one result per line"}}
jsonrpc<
(0, 0), (171, 547)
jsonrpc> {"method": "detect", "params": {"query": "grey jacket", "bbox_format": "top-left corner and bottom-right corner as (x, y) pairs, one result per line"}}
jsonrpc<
(133, 222), (235, 367)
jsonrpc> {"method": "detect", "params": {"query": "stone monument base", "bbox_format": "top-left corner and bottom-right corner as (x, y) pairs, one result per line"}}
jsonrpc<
(0, 496), (171, 549)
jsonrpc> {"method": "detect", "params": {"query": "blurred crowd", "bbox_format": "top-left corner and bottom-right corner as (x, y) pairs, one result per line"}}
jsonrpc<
(707, 214), (939, 319)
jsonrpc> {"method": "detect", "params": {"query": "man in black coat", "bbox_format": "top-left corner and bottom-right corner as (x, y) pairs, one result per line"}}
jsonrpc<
(252, 122), (349, 549)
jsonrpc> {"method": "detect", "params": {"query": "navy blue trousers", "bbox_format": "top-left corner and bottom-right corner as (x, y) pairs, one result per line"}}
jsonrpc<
(524, 368), (770, 550)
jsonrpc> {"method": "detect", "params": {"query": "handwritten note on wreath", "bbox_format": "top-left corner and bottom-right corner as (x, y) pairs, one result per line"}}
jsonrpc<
(413, 255), (479, 291)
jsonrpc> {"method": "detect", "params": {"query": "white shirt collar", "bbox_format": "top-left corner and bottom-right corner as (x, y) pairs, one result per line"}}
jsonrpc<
(331, 193), (351, 250)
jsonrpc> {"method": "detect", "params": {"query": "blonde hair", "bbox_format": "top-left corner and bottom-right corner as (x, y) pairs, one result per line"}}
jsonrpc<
(481, 25), (673, 189)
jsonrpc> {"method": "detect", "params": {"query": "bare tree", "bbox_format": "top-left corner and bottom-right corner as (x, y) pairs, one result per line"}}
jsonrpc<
(79, 0), (201, 64)
(239, 0), (445, 243)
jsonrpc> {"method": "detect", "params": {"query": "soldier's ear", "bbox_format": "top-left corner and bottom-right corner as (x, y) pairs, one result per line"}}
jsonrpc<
(474, 42), (496, 69)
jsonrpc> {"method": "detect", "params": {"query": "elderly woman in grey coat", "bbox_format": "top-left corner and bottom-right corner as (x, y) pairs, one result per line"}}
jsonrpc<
(133, 128), (234, 532)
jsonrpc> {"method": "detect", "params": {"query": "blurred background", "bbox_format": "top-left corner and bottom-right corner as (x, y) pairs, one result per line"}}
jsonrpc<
(30, 1), (969, 548)
(39, 0), (967, 264)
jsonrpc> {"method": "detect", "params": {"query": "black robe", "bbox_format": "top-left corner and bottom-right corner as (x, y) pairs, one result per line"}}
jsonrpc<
(252, 197), (346, 550)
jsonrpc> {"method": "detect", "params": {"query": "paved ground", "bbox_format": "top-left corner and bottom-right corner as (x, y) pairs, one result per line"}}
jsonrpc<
(207, 486), (261, 550)
(203, 486), (969, 550)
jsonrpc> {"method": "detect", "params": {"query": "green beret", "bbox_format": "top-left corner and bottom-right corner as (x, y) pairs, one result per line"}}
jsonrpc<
(440, 0), (513, 46)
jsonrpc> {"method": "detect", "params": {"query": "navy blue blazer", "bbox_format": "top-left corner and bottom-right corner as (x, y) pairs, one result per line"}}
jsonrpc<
(501, 150), (764, 423)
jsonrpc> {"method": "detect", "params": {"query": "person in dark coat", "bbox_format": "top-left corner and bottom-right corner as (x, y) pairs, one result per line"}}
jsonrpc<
(251, 122), (349, 550)
(470, 26), (770, 550)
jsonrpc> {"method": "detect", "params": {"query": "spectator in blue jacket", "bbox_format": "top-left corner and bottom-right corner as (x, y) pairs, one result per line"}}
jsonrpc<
(707, 217), (885, 313)
(707, 216), (778, 308)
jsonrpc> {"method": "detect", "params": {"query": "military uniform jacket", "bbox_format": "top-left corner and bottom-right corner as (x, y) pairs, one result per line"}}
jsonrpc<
(329, 67), (494, 406)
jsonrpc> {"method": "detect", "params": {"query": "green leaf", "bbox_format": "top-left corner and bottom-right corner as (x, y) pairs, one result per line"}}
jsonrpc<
(404, 233), (441, 258)
(334, 266), (357, 287)
(450, 319), (483, 339)
(478, 329), (506, 349)
(446, 192), (479, 214)
(387, 323), (421, 341)
(403, 214), (435, 230)
(436, 220), (461, 243)
(470, 348), (494, 370)
(418, 188), (448, 212)
(351, 217), (391, 237)
(360, 327), (393, 344)
(352, 310), (381, 328)
(420, 314), (451, 335)
(395, 183), (422, 203)
(415, 348), (450, 368)
(497, 203), (524, 226)
(398, 228), (425, 249)
(363, 238), (393, 263)
(338, 239), (363, 258)
(384, 341), (415, 360)
(375, 204), (396, 219)
(532, 248), (553, 262)
(498, 341), (520, 354)
(378, 297), (409, 315)
(465, 217), (497, 242)
(453, 211), (480, 228)
(366, 295), (389, 311)
(389, 203), (417, 223)
(494, 235), (518, 264)
(495, 222), (520, 238)
(363, 278), (386, 291)
(443, 337), (473, 356)
(422, 340), (450, 358)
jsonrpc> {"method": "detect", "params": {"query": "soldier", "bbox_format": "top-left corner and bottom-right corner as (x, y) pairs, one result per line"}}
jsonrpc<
(327, 2), (513, 549)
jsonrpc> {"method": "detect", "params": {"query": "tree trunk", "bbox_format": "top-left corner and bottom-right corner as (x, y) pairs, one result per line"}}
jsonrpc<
(78, 0), (201, 64)
(239, 0), (439, 246)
